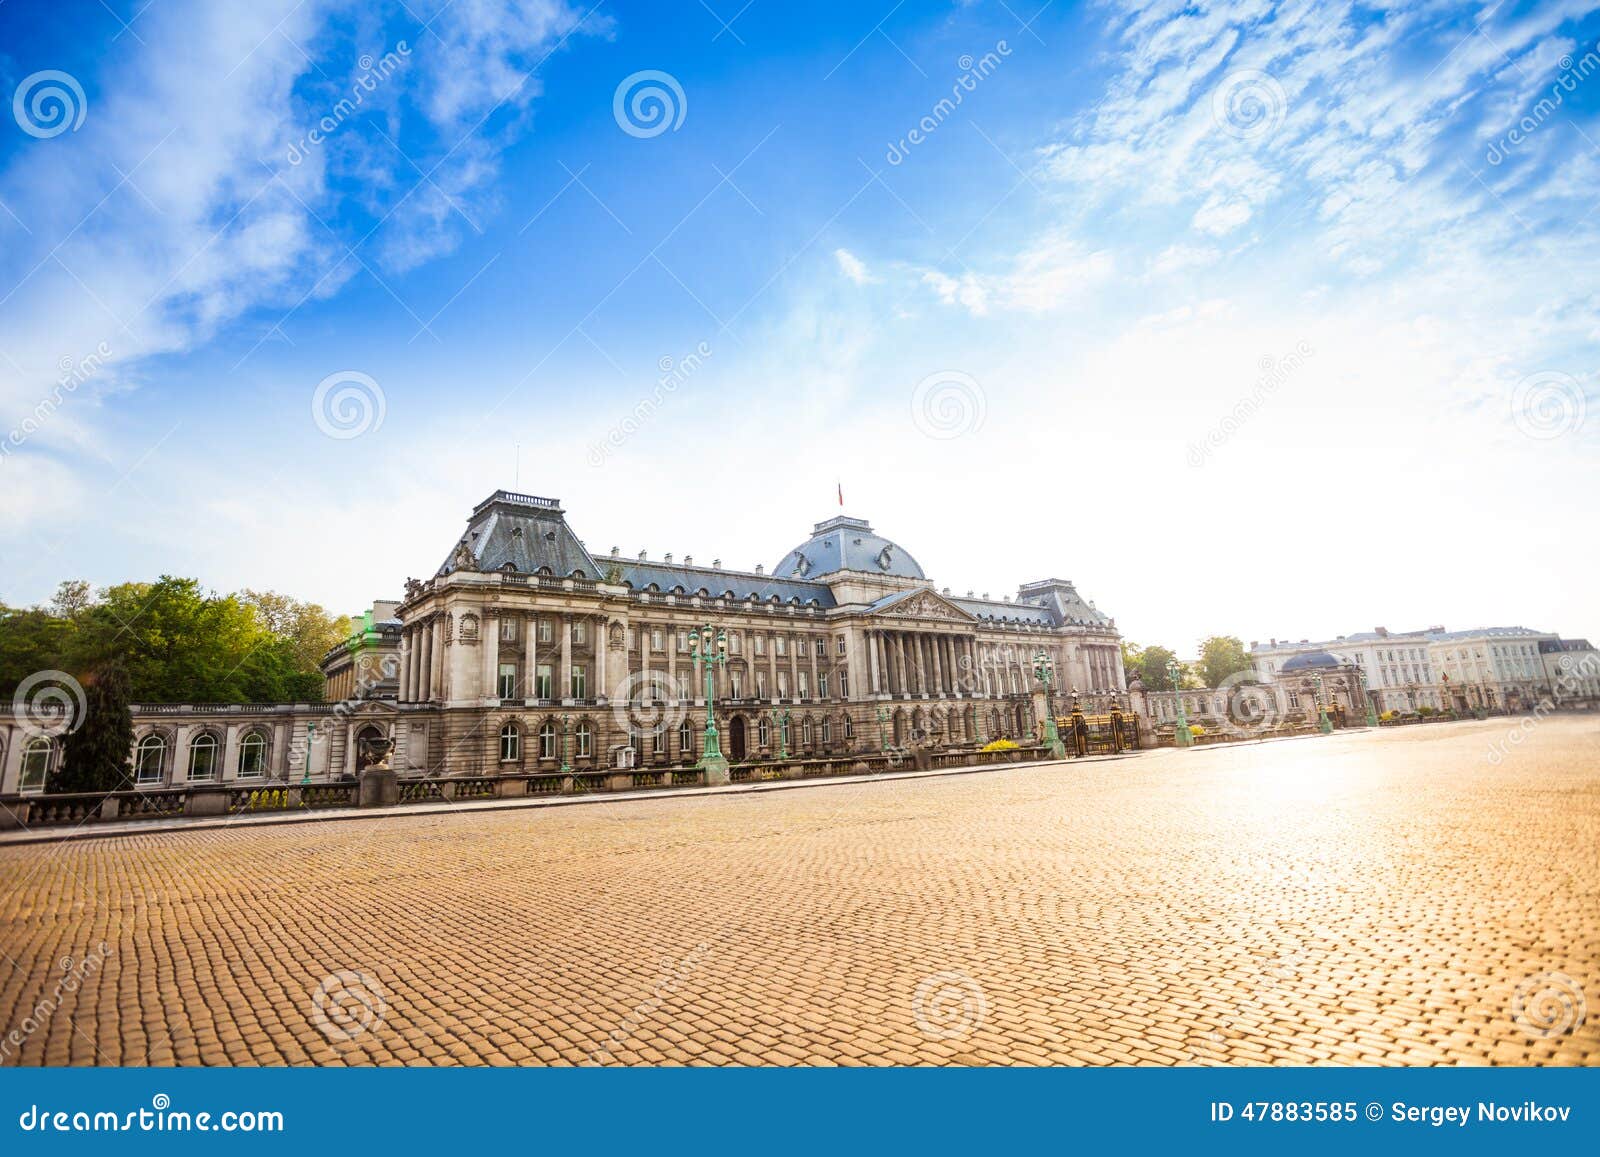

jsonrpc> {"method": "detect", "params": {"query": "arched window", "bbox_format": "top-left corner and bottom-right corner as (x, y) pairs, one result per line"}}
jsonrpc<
(188, 733), (220, 781)
(538, 721), (556, 759)
(238, 732), (268, 778)
(757, 717), (770, 747)
(575, 722), (592, 758)
(20, 737), (52, 791)
(135, 734), (167, 785)
(499, 722), (520, 762)
(678, 719), (693, 757)
(802, 718), (813, 745)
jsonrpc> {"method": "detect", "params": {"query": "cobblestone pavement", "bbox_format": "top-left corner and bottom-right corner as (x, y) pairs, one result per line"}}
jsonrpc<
(1, 717), (1596, 1067)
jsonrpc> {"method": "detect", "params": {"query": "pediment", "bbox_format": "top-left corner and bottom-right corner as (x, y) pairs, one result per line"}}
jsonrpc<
(871, 589), (976, 624)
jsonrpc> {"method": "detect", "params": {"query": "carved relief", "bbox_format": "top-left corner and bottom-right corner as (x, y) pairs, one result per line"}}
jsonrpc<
(875, 590), (973, 623)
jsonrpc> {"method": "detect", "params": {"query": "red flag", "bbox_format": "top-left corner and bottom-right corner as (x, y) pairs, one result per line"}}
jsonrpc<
(837, 481), (844, 507)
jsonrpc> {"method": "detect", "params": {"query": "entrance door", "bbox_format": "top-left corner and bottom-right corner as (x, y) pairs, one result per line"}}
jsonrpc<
(729, 716), (746, 762)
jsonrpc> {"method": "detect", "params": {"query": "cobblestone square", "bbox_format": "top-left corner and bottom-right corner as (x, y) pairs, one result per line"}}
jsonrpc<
(1, 717), (1596, 1067)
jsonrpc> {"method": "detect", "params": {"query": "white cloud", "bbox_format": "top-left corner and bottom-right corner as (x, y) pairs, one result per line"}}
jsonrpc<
(833, 247), (874, 284)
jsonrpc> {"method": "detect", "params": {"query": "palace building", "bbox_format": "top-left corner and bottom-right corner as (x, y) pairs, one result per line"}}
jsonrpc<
(0, 489), (1128, 795)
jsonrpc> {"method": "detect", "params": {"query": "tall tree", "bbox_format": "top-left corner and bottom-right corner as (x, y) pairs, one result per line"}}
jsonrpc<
(1122, 642), (1182, 691)
(1197, 636), (1255, 689)
(240, 589), (351, 672)
(51, 660), (134, 793)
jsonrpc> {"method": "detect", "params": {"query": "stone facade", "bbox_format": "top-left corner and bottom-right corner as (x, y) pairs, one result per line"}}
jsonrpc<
(0, 490), (1126, 793)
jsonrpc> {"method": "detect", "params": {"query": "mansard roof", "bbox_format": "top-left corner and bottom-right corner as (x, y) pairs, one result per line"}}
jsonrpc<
(614, 561), (836, 607)
(439, 491), (599, 578)
(774, 515), (926, 581)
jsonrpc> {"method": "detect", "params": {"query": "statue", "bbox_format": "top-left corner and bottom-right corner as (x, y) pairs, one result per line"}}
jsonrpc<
(452, 541), (476, 571)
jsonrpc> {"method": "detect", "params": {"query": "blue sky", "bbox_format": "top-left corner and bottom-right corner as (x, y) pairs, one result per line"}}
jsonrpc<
(1, 0), (1597, 653)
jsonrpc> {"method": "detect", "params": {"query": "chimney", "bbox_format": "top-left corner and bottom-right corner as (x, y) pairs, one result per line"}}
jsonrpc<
(713, 559), (722, 569)
(664, 553), (674, 564)
(638, 550), (647, 561)
(684, 554), (693, 566)
(1375, 626), (1389, 637)
(609, 546), (620, 558)
(755, 564), (765, 575)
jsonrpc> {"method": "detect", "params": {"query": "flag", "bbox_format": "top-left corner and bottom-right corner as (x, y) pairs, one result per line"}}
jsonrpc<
(837, 481), (844, 507)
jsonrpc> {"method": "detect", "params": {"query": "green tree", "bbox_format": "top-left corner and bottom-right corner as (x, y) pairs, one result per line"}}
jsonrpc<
(1197, 635), (1255, 689)
(1122, 642), (1182, 690)
(240, 589), (351, 672)
(51, 660), (134, 793)
(0, 603), (74, 698)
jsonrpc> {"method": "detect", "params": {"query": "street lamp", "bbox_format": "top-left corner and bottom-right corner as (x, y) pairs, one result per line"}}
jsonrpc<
(1358, 666), (1378, 728)
(301, 721), (316, 785)
(560, 712), (572, 774)
(875, 705), (888, 753)
(1167, 659), (1192, 748)
(688, 624), (731, 782)
(1032, 649), (1065, 759)
(1312, 672), (1333, 734)
(768, 707), (791, 760)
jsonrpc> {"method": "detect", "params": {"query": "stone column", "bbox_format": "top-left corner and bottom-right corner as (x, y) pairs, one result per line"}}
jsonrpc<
(789, 635), (800, 702)
(868, 631), (882, 695)
(767, 636), (778, 703)
(809, 637), (820, 703)
(484, 613), (501, 701)
(932, 636), (945, 696)
(560, 613), (573, 702)
(667, 624), (678, 701)
(596, 617), (608, 701)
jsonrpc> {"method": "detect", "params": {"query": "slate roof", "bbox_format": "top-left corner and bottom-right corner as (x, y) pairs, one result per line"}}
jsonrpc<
(439, 491), (599, 577)
(773, 515), (926, 581)
(613, 561), (835, 607)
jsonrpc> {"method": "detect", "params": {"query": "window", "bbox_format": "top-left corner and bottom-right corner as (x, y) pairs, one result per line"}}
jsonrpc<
(844, 717), (854, 739)
(815, 639), (826, 657)
(538, 619), (553, 643)
(539, 721), (556, 759)
(678, 719), (693, 756)
(238, 732), (267, 778)
(728, 633), (741, 654)
(758, 717), (770, 747)
(572, 621), (586, 645)
(499, 722), (520, 762)
(678, 630), (689, 653)
(498, 663), (518, 699)
(780, 717), (791, 747)
(135, 735), (166, 785)
(535, 664), (552, 700)
(778, 673), (789, 698)
(651, 629), (663, 652)
(821, 717), (831, 743)
(754, 635), (765, 656)
(802, 718), (813, 745)
(839, 673), (849, 699)
(575, 722), (592, 757)
(571, 665), (587, 699)
(188, 733), (220, 781)
(500, 618), (517, 641)
(837, 636), (847, 656)
(776, 636), (787, 657)
(798, 673), (810, 700)
(819, 674), (829, 699)
(730, 673), (742, 699)
(20, 738), (51, 791)
(756, 673), (767, 699)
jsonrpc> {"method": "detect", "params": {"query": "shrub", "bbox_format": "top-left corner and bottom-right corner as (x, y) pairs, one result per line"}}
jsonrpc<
(1417, 705), (1436, 717)
(981, 738), (1019, 752)
(1187, 723), (1205, 738)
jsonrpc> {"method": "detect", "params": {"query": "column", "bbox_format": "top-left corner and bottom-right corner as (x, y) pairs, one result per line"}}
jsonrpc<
(667, 624), (678, 701)
(484, 613), (501, 701)
(932, 635), (945, 695)
(596, 617), (608, 701)
(868, 631), (882, 695)
(527, 616), (539, 700)
(767, 635), (779, 703)
(789, 635), (800, 702)
(560, 613), (573, 702)
(639, 622), (650, 702)
(809, 637), (820, 703)
(421, 619), (436, 701)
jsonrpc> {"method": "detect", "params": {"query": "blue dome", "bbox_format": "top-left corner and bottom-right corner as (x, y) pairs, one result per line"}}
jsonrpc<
(775, 515), (925, 581)
(1281, 650), (1342, 672)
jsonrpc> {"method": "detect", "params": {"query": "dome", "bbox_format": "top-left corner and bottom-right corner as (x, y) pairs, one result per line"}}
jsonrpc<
(774, 515), (925, 581)
(1281, 650), (1342, 672)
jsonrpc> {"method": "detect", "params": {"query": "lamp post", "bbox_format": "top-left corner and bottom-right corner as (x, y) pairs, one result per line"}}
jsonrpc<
(1312, 672), (1333, 734)
(768, 707), (791, 761)
(1358, 666), (1378, 727)
(1032, 649), (1065, 759)
(300, 721), (316, 785)
(560, 712), (572, 774)
(1167, 659), (1192, 747)
(875, 705), (888, 753)
(689, 624), (731, 783)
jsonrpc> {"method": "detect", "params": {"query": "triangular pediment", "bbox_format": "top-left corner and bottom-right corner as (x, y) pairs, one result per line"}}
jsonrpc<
(869, 588), (977, 623)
